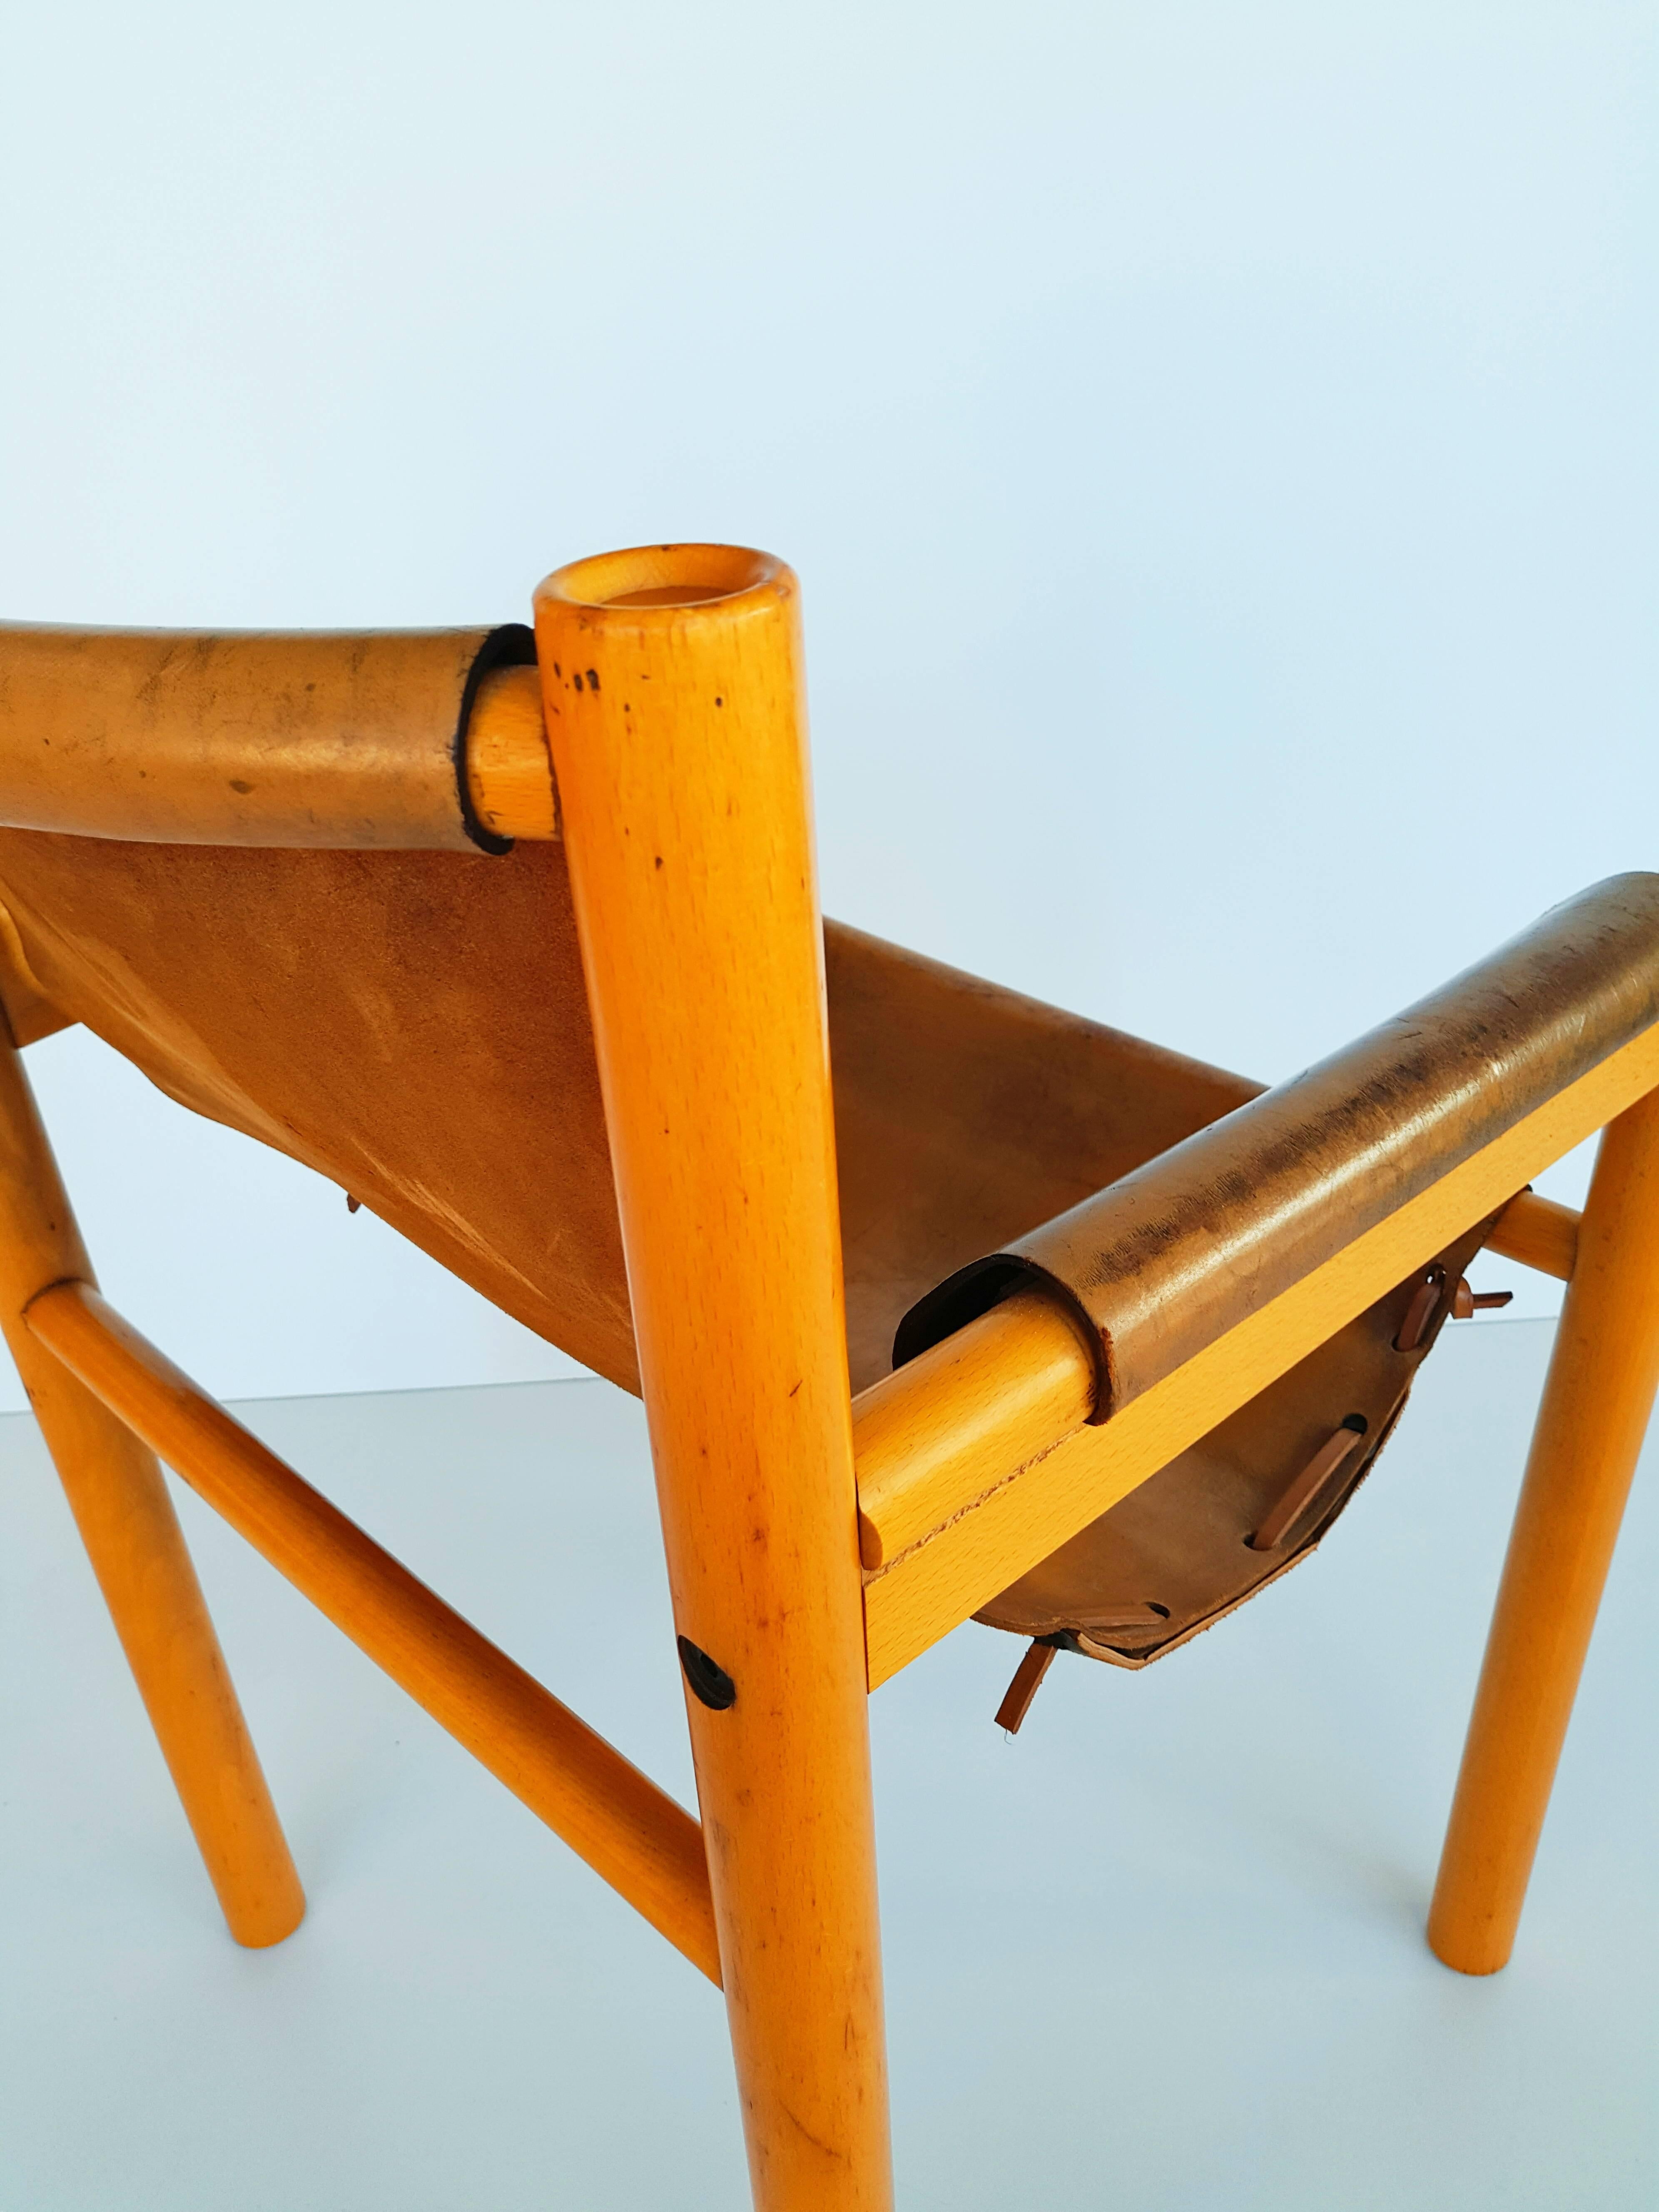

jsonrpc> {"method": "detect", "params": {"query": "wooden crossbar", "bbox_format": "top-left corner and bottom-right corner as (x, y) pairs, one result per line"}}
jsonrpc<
(467, 665), (560, 842)
(23, 1278), (721, 1984)
(1484, 1188), (1581, 1282)
(856, 1027), (1659, 1688)
(851, 1191), (1582, 1577)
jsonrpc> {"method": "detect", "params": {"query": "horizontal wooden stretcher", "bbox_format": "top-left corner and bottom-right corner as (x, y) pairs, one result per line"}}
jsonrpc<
(2, 541), (1655, 2212)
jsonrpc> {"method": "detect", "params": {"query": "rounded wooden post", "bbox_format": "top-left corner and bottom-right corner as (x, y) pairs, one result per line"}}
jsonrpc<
(0, 1031), (304, 1948)
(535, 546), (892, 2211)
(1428, 1083), (1659, 1974)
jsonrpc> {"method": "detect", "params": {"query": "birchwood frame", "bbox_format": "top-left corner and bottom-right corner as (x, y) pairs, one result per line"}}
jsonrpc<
(3, 550), (1656, 2211)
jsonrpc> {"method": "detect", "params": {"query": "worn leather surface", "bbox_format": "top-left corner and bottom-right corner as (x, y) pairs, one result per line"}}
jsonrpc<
(978, 1220), (1494, 1666)
(1, 832), (1633, 1675)
(0, 897), (72, 1048)
(0, 624), (535, 851)
(0, 835), (1258, 1399)
(899, 874), (1659, 1420)
(824, 924), (1260, 1392)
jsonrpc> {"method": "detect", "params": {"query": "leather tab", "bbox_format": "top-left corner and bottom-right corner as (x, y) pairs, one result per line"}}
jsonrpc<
(976, 1216), (1496, 1669)
(994, 1640), (1059, 1734)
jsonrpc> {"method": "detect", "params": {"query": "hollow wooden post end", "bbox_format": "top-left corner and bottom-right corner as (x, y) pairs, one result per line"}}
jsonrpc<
(536, 546), (892, 2211)
(1428, 1083), (1659, 1974)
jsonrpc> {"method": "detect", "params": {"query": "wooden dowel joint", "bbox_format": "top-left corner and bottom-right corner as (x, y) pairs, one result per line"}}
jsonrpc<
(1485, 1189), (1581, 1282)
(465, 664), (560, 843)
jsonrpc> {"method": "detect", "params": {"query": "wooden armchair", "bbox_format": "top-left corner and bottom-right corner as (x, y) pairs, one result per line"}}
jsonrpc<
(2, 543), (1655, 2211)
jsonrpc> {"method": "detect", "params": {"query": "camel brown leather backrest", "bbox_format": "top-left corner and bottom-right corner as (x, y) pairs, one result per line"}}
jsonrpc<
(0, 826), (1259, 1400)
(0, 618), (1264, 1402)
(5, 613), (1655, 1688)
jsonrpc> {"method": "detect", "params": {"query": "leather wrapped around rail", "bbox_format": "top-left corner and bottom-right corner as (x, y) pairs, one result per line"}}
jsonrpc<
(0, 622), (536, 851)
(894, 873), (1659, 1419)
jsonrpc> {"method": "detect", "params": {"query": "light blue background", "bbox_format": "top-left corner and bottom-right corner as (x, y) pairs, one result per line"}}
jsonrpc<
(0, 2), (1652, 1401)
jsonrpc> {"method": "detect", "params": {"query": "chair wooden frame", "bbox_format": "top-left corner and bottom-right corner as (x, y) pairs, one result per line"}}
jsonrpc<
(4, 545), (1657, 2209)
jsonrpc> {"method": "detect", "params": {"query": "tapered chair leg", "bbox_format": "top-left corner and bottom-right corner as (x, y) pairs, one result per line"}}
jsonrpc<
(1428, 1084), (1659, 1974)
(0, 1030), (304, 1947)
(538, 546), (892, 2212)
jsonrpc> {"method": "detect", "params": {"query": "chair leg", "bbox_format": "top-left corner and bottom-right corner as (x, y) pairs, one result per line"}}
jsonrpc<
(1428, 1084), (1659, 1974)
(537, 548), (893, 2210)
(0, 1031), (304, 1948)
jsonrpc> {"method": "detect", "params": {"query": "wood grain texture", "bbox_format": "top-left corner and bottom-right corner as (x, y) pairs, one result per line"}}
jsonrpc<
(25, 1278), (719, 1980)
(536, 544), (892, 2212)
(862, 1022), (1659, 1689)
(1485, 1188), (1580, 1282)
(854, 1292), (1091, 1569)
(1428, 1082), (1659, 1973)
(0, 1034), (303, 1946)
(466, 664), (559, 842)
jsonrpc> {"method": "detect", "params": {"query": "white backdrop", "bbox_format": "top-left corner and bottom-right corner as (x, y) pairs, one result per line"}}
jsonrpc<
(0, 3), (1652, 1408)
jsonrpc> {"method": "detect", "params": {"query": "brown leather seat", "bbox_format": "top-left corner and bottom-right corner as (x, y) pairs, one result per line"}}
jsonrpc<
(0, 832), (1261, 1402)
(5, 619), (1653, 1700)
(972, 1226), (1492, 1671)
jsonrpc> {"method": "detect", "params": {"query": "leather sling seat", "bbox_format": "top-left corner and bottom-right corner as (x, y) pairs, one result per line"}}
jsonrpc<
(0, 834), (1260, 1402)
(4, 620), (1654, 1684)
